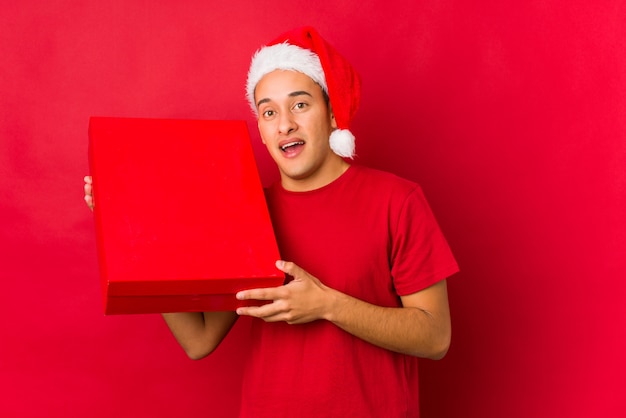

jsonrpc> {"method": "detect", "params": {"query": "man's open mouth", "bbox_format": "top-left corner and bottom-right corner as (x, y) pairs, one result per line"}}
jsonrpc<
(280, 141), (305, 152)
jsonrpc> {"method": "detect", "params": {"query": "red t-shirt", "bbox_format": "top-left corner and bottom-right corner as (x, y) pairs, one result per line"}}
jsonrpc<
(239, 165), (459, 417)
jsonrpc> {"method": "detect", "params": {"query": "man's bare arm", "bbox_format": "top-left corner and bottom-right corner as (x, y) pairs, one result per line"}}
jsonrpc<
(162, 311), (238, 360)
(236, 260), (451, 359)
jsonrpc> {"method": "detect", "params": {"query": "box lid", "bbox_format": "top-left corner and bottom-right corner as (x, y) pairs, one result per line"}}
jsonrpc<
(88, 117), (283, 301)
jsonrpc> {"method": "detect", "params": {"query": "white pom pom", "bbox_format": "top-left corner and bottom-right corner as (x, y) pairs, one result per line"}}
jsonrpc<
(329, 129), (355, 159)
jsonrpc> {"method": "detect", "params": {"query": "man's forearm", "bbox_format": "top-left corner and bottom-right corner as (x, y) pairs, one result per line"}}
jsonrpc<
(323, 281), (451, 359)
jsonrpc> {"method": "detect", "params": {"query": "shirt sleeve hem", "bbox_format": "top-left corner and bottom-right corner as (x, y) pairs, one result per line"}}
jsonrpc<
(395, 264), (460, 297)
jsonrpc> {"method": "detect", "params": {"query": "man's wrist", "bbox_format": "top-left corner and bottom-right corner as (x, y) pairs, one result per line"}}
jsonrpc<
(322, 286), (349, 324)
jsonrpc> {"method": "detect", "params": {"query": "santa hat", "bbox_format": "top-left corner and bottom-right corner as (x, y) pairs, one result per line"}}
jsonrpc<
(246, 26), (361, 159)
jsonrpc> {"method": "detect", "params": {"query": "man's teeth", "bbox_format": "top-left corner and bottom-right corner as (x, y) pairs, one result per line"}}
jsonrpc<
(281, 141), (304, 151)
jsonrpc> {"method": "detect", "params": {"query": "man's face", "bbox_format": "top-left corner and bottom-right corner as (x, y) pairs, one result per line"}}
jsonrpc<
(255, 70), (340, 191)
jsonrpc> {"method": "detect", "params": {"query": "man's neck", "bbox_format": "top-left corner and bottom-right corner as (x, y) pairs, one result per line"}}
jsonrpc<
(280, 159), (350, 192)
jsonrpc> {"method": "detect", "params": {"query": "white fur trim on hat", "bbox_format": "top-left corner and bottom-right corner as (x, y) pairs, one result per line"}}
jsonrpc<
(329, 129), (355, 159)
(246, 42), (327, 115)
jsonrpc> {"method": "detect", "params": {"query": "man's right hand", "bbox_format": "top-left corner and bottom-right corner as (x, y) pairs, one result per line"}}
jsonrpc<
(84, 175), (94, 211)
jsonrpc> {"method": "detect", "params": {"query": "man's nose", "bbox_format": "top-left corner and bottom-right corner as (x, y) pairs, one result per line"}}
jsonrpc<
(278, 111), (297, 135)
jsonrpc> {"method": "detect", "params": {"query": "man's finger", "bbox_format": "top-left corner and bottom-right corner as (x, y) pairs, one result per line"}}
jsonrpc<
(275, 260), (302, 276)
(236, 286), (281, 301)
(237, 302), (282, 320)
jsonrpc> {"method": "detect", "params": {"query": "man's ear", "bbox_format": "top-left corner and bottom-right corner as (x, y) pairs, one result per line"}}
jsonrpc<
(330, 110), (338, 129)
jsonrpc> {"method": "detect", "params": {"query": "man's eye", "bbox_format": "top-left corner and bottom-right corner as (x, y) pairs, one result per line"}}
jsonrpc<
(262, 110), (275, 118)
(293, 102), (307, 111)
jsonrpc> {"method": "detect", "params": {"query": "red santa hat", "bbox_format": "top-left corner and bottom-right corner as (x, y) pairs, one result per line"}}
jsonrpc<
(246, 26), (361, 159)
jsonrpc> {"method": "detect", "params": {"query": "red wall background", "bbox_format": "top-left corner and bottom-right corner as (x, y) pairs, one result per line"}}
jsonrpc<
(1, 1), (624, 417)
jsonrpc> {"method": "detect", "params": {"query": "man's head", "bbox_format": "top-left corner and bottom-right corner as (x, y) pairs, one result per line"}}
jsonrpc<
(246, 27), (361, 159)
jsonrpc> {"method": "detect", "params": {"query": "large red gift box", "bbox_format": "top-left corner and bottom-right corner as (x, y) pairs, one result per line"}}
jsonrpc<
(88, 117), (284, 314)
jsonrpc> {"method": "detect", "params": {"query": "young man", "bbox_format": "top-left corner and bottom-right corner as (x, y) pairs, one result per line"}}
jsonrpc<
(85, 26), (458, 417)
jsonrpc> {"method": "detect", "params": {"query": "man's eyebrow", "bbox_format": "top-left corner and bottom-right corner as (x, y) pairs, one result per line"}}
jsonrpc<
(256, 91), (313, 108)
(288, 90), (313, 98)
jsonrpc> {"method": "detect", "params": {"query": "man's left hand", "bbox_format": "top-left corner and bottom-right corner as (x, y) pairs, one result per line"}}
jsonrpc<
(235, 260), (333, 324)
